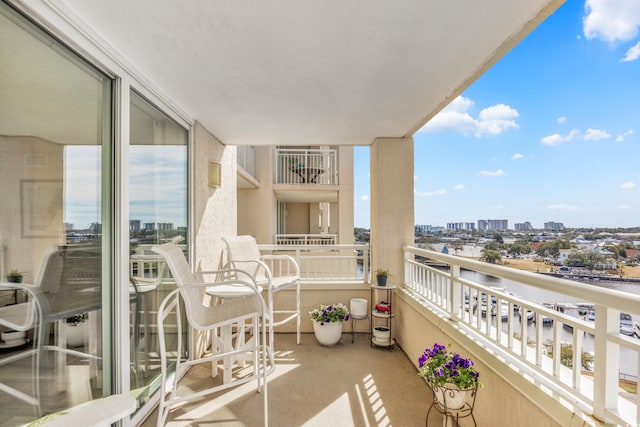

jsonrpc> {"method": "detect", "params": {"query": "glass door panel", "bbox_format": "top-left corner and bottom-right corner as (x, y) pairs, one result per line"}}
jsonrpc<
(0, 3), (112, 423)
(128, 91), (188, 407)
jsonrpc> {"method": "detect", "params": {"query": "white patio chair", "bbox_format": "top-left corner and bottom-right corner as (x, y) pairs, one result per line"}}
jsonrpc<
(151, 243), (269, 427)
(222, 236), (301, 356)
(0, 245), (102, 416)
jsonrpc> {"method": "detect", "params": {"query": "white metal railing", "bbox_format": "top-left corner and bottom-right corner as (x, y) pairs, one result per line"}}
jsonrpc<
(276, 234), (337, 245)
(404, 246), (640, 426)
(259, 244), (369, 283)
(275, 148), (337, 185)
(237, 145), (255, 177)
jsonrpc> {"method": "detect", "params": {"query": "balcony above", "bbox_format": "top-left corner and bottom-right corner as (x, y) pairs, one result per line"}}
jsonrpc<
(274, 148), (339, 203)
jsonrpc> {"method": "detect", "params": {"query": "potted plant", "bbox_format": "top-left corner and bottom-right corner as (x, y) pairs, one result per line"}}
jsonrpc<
(375, 268), (389, 286)
(65, 312), (89, 347)
(418, 343), (481, 417)
(309, 303), (350, 346)
(6, 269), (24, 283)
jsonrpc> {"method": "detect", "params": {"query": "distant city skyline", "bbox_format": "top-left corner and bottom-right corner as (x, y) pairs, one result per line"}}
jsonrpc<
(354, 0), (640, 229)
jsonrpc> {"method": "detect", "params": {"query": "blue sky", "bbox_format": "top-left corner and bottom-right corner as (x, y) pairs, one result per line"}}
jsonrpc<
(354, 0), (640, 229)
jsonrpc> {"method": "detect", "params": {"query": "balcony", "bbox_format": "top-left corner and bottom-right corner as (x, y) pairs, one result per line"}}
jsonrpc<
(134, 244), (639, 426)
(275, 148), (338, 186)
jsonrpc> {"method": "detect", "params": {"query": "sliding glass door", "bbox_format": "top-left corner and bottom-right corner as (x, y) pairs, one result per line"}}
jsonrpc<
(0, 2), (112, 421)
(128, 92), (188, 407)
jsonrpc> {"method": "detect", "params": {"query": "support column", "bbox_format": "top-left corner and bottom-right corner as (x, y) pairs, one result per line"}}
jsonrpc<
(370, 137), (414, 284)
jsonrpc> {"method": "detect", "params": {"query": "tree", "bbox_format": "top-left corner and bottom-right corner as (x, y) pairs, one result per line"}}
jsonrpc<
(481, 249), (502, 264)
(507, 242), (532, 258)
(484, 240), (503, 251)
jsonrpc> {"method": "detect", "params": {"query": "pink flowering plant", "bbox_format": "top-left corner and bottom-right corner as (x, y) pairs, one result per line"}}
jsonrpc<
(418, 343), (481, 389)
(309, 303), (350, 324)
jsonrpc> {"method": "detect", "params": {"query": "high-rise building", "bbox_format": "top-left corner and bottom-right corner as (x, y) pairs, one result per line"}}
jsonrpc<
(514, 221), (533, 231)
(477, 219), (508, 231)
(544, 221), (565, 231)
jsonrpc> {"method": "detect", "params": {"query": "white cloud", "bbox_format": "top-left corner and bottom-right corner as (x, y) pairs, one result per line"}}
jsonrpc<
(540, 129), (580, 146)
(414, 188), (447, 197)
(616, 130), (635, 141)
(621, 181), (636, 189)
(621, 204), (631, 209)
(557, 116), (566, 124)
(584, 128), (612, 140)
(583, 0), (640, 43)
(510, 153), (524, 160)
(453, 184), (465, 190)
(547, 203), (578, 210)
(622, 41), (640, 61)
(478, 169), (505, 177)
(360, 195), (369, 201)
(419, 96), (519, 137)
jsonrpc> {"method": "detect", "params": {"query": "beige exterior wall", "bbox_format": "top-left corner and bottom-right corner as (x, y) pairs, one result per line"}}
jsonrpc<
(192, 122), (237, 270)
(337, 146), (354, 244)
(287, 203), (311, 233)
(370, 137), (414, 281)
(237, 146), (275, 243)
(238, 145), (354, 245)
(270, 284), (371, 334)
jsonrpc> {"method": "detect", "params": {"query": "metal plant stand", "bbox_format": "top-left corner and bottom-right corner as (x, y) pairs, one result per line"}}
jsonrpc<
(425, 383), (478, 427)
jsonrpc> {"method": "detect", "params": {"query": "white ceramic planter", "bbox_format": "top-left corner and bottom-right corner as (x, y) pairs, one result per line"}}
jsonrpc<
(350, 298), (367, 317)
(312, 320), (343, 346)
(66, 322), (89, 347)
(373, 326), (390, 340)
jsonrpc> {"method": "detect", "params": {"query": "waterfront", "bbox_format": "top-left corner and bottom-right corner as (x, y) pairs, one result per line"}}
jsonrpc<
(461, 269), (640, 379)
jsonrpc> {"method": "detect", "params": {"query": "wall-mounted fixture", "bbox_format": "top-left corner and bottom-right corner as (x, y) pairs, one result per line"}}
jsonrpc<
(208, 162), (221, 188)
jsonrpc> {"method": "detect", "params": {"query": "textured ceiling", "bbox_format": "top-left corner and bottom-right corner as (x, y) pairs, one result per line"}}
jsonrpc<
(5, 0), (563, 146)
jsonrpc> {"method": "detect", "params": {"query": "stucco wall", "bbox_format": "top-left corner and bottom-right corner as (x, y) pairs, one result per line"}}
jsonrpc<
(271, 285), (371, 334)
(237, 146), (275, 243)
(192, 122), (236, 271)
(370, 138), (414, 280)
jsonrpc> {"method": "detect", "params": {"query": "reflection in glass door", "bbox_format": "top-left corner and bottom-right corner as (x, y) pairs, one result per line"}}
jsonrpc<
(128, 92), (188, 407)
(0, 3), (112, 423)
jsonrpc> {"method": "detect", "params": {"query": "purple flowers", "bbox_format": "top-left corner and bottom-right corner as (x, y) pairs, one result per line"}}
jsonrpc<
(309, 303), (350, 324)
(418, 343), (481, 389)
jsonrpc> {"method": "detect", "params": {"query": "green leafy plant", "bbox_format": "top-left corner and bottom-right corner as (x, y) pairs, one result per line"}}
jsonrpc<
(418, 343), (481, 389)
(309, 303), (350, 324)
(66, 312), (88, 325)
(7, 269), (24, 283)
(375, 268), (389, 277)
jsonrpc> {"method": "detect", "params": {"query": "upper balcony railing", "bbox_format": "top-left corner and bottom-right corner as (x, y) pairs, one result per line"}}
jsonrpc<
(275, 234), (337, 245)
(403, 246), (640, 426)
(275, 148), (337, 185)
(259, 243), (369, 283)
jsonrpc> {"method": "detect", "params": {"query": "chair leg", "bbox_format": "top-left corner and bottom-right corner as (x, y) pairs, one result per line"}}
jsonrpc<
(296, 282), (301, 345)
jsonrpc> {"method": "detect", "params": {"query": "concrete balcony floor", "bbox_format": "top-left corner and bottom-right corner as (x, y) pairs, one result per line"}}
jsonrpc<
(140, 332), (442, 426)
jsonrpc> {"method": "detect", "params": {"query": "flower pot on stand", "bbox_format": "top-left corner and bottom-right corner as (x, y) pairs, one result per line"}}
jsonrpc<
(431, 383), (477, 418)
(376, 275), (387, 287)
(312, 320), (343, 346)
